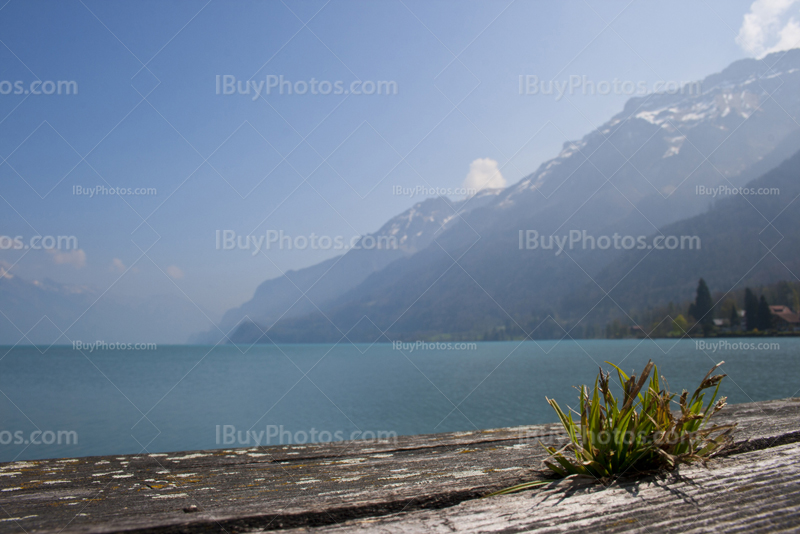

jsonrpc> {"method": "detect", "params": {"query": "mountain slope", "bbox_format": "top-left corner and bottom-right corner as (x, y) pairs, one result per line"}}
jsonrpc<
(569, 145), (800, 323)
(196, 190), (501, 342)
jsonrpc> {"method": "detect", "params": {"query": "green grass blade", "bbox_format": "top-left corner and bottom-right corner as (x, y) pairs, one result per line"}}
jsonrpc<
(485, 480), (550, 497)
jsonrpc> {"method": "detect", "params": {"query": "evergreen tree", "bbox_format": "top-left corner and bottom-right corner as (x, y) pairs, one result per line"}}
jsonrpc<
(794, 288), (800, 314)
(744, 288), (758, 331)
(729, 304), (739, 330)
(690, 278), (714, 335)
(756, 295), (773, 331)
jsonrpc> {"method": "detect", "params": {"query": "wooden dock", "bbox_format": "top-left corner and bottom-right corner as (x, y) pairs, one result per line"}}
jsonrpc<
(1, 398), (799, 533)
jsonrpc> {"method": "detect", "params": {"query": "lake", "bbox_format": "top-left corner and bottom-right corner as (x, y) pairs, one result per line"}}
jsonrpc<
(0, 338), (797, 462)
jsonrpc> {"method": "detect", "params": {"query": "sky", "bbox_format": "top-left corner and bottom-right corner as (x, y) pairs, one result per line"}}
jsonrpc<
(0, 0), (797, 322)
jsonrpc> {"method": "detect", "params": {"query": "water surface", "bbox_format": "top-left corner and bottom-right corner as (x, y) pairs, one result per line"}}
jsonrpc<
(0, 339), (797, 461)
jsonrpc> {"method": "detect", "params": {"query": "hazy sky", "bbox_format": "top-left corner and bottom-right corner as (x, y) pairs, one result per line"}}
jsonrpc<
(0, 0), (793, 320)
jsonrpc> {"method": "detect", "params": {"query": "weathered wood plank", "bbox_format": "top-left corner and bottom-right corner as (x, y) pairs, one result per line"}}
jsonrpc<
(290, 440), (800, 533)
(0, 398), (797, 534)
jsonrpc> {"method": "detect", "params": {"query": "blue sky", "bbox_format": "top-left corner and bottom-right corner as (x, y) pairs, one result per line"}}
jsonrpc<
(0, 0), (788, 319)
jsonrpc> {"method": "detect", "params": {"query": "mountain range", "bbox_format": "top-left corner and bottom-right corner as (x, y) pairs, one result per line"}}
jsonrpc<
(221, 49), (800, 344)
(5, 50), (800, 346)
(0, 264), (210, 346)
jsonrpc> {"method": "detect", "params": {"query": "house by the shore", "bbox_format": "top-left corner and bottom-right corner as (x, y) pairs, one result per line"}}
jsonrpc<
(768, 305), (800, 330)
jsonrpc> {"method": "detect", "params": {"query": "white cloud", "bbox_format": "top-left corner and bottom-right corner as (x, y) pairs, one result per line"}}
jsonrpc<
(770, 17), (800, 54)
(0, 260), (13, 279)
(111, 258), (126, 272)
(166, 265), (184, 280)
(110, 258), (139, 274)
(47, 249), (86, 269)
(736, 0), (800, 58)
(463, 158), (506, 194)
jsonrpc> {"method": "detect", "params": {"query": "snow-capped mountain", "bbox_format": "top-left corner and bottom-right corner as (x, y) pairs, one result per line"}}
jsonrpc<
(495, 49), (800, 237)
(225, 48), (800, 343)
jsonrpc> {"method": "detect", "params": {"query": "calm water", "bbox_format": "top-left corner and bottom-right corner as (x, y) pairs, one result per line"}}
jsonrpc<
(0, 339), (798, 462)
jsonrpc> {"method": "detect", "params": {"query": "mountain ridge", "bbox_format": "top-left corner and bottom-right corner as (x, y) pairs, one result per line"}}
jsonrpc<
(192, 188), (502, 343)
(225, 49), (800, 343)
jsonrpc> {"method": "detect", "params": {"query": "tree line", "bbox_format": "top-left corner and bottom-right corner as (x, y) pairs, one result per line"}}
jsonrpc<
(606, 279), (800, 338)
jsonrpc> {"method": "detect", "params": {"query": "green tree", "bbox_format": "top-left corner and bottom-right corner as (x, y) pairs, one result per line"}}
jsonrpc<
(794, 286), (800, 314)
(670, 314), (689, 337)
(688, 278), (714, 335)
(744, 288), (758, 331)
(606, 319), (627, 339)
(756, 295), (773, 331)
(728, 304), (739, 331)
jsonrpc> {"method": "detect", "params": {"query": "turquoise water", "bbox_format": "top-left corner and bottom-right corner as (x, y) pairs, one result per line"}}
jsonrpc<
(0, 339), (797, 462)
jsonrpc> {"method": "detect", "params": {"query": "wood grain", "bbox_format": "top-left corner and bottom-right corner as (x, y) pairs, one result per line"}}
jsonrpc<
(0, 398), (797, 533)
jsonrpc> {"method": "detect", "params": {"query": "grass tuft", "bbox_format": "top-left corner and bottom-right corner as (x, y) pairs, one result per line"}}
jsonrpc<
(541, 360), (735, 482)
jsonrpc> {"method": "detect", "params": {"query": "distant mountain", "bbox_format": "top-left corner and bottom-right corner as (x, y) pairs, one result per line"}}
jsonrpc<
(0, 267), (211, 346)
(193, 189), (501, 343)
(223, 49), (800, 343)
